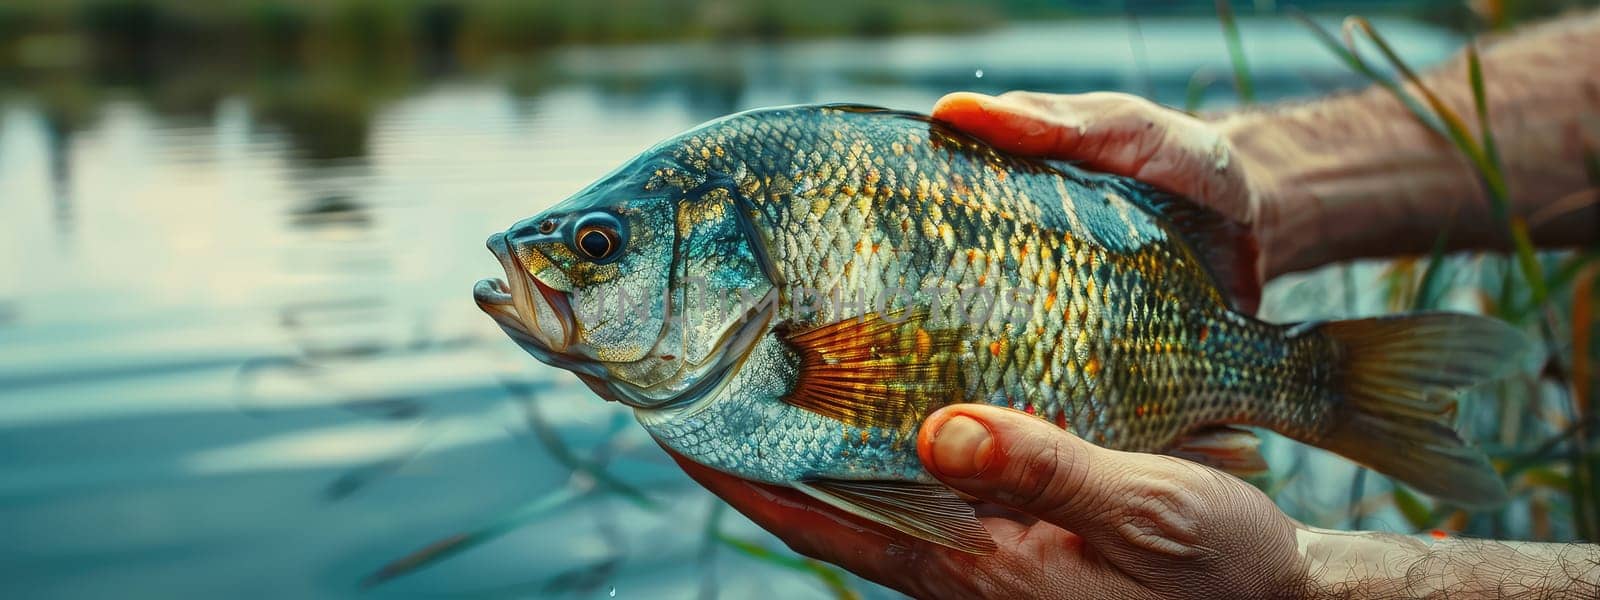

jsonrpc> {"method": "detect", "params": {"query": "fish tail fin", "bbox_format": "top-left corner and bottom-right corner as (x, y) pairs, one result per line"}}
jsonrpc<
(1293, 313), (1533, 508)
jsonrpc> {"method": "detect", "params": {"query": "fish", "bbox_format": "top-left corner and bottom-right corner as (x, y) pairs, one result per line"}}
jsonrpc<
(474, 104), (1530, 554)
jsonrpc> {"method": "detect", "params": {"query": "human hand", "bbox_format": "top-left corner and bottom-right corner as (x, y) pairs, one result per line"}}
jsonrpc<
(671, 404), (1313, 599)
(931, 91), (1287, 293)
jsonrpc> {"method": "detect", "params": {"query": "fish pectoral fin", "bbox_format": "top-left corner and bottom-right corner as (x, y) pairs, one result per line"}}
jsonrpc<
(792, 479), (997, 555)
(779, 309), (964, 430)
(1165, 425), (1268, 478)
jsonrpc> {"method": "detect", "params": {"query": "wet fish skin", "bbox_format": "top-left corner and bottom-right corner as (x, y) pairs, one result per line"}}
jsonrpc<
(635, 105), (1311, 470)
(478, 104), (1524, 551)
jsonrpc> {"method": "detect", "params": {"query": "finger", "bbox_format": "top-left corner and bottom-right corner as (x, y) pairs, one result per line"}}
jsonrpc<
(916, 405), (1217, 563)
(932, 91), (1087, 157)
(933, 90), (1255, 227)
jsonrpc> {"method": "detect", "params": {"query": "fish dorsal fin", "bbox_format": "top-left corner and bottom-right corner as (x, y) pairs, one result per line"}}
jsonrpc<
(779, 310), (964, 431)
(793, 479), (997, 555)
(1122, 185), (1261, 314)
(1164, 425), (1268, 478)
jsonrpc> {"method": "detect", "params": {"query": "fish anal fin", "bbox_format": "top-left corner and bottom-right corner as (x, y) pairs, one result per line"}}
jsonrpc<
(780, 310), (964, 430)
(793, 479), (997, 555)
(1165, 425), (1268, 478)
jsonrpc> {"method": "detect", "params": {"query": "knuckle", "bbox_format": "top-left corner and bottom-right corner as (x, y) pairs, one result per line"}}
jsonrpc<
(1105, 474), (1211, 559)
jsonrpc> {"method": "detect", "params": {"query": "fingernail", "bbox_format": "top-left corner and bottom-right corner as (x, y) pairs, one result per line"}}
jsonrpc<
(929, 415), (994, 478)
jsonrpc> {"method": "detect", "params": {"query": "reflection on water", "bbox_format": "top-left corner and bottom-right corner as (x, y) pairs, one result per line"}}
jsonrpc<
(0, 18), (1461, 599)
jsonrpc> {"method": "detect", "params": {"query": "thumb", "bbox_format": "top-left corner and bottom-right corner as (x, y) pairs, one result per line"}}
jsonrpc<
(916, 404), (1215, 562)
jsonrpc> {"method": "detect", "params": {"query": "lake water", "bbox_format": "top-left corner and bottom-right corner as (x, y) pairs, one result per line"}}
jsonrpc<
(0, 17), (1464, 599)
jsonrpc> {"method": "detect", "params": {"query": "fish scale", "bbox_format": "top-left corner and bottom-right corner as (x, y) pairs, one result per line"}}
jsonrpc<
(650, 105), (1281, 454)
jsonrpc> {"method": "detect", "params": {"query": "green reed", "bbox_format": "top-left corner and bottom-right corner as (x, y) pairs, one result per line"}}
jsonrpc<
(1292, 10), (1600, 541)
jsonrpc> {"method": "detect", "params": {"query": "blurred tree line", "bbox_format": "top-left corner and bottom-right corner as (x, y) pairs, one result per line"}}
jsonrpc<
(2, 0), (1570, 68)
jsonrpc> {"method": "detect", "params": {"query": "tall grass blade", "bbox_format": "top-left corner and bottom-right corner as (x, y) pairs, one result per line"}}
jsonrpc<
(1214, 0), (1254, 104)
(1289, 11), (1442, 133)
(715, 534), (861, 600)
(364, 485), (585, 587)
(1185, 69), (1219, 113)
(1391, 485), (1437, 530)
(1412, 222), (1454, 311)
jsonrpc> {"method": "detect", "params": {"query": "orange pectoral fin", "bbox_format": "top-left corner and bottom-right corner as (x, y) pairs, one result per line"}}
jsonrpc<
(779, 309), (965, 431)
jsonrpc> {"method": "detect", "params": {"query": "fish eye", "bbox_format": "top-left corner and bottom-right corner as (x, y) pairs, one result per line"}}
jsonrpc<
(571, 213), (625, 262)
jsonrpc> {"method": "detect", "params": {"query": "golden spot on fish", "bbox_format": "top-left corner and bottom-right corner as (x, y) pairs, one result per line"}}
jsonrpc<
(915, 328), (933, 357)
(859, 429), (871, 445)
(1085, 357), (1102, 376)
(841, 185), (857, 197)
(865, 169), (880, 185)
(898, 186), (910, 199)
(1045, 292), (1057, 310)
(891, 141), (904, 155)
(899, 218), (911, 233)
(951, 174), (969, 194)
(965, 249), (977, 264)
(977, 273), (988, 286)
(988, 340), (1003, 357)
(714, 146), (725, 157)
(700, 147), (711, 159)
(938, 223), (955, 247)
(810, 198), (830, 217)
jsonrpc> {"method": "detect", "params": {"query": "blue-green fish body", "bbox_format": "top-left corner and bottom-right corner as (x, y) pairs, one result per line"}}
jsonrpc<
(476, 105), (1525, 552)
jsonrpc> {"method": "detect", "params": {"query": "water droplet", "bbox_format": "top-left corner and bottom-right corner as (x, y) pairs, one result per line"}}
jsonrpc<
(974, 69), (985, 79)
(608, 586), (617, 597)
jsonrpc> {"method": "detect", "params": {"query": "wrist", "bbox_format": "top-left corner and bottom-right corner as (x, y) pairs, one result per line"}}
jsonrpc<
(1294, 526), (1432, 600)
(1296, 526), (1600, 600)
(1214, 88), (1491, 278)
(1210, 109), (1308, 280)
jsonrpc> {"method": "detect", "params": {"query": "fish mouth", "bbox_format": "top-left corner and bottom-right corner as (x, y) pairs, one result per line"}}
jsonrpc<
(475, 232), (576, 354)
